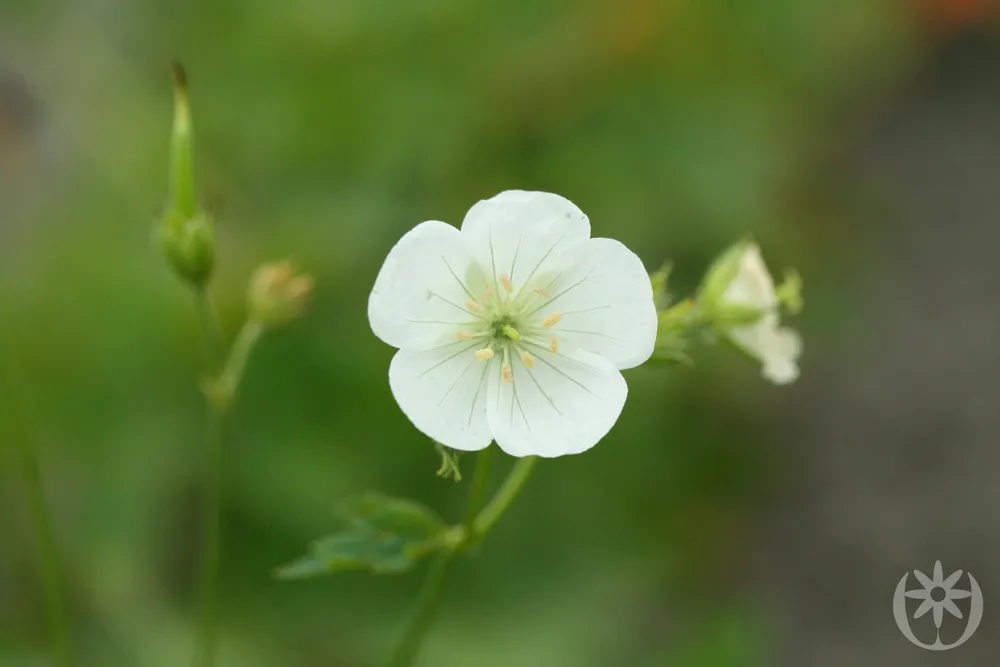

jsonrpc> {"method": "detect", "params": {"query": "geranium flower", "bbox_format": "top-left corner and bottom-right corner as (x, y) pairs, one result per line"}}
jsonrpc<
(368, 190), (657, 457)
(718, 243), (801, 385)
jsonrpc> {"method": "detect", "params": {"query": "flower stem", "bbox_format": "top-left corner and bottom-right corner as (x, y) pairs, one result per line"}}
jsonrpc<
(472, 456), (538, 537)
(1, 325), (73, 667)
(192, 402), (227, 667)
(193, 289), (225, 372)
(190, 292), (263, 667)
(382, 451), (539, 667)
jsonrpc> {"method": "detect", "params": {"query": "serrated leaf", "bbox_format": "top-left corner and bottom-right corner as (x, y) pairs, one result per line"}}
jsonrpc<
(276, 492), (448, 580)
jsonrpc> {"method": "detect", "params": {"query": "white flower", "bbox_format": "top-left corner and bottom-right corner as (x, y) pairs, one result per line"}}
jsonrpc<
(368, 190), (657, 458)
(720, 244), (801, 385)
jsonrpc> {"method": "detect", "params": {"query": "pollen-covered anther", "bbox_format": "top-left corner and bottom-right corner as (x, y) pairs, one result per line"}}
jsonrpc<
(542, 312), (562, 327)
(502, 362), (513, 382)
(520, 351), (535, 369)
(466, 299), (485, 314)
(499, 273), (514, 293)
(533, 287), (550, 298)
(549, 336), (559, 354)
(456, 331), (475, 340)
(475, 348), (495, 361)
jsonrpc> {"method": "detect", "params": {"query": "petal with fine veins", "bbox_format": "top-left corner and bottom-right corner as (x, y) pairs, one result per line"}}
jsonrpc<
(369, 221), (488, 350)
(531, 237), (657, 370)
(389, 343), (494, 451)
(460, 190), (590, 289)
(486, 347), (627, 458)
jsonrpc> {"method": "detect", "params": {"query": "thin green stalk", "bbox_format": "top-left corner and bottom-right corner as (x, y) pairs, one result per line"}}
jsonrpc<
(462, 447), (494, 528)
(383, 451), (539, 667)
(1, 325), (73, 667)
(192, 404), (227, 667)
(192, 290), (225, 372)
(472, 456), (538, 537)
(190, 294), (263, 667)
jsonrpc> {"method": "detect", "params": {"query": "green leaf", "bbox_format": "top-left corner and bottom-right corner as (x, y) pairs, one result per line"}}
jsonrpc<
(275, 493), (448, 580)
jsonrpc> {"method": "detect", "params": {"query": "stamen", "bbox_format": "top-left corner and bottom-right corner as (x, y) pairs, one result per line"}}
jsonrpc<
(533, 287), (550, 298)
(549, 336), (559, 354)
(475, 348), (495, 361)
(502, 325), (521, 340)
(456, 331), (475, 340)
(481, 285), (495, 303)
(499, 273), (514, 293)
(466, 299), (485, 314)
(520, 351), (535, 368)
(542, 312), (562, 327)
(502, 362), (513, 382)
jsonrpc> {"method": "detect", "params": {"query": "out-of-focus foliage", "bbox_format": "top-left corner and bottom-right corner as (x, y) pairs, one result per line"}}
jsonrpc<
(1, 0), (922, 665)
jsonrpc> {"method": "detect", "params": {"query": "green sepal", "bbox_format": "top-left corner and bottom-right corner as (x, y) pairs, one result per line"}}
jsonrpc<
(697, 239), (752, 311)
(649, 261), (673, 310)
(776, 268), (803, 315)
(159, 208), (215, 288)
(434, 441), (462, 482)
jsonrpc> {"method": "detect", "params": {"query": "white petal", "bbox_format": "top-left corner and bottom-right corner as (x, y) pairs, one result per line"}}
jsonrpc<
(369, 221), (489, 350)
(527, 237), (657, 369)
(729, 313), (802, 385)
(389, 343), (494, 451)
(486, 347), (627, 458)
(761, 327), (802, 385)
(460, 190), (590, 290)
(722, 243), (778, 309)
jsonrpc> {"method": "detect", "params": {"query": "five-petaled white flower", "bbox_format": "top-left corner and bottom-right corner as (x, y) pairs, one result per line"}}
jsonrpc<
(368, 190), (657, 458)
(906, 560), (973, 629)
(720, 244), (802, 385)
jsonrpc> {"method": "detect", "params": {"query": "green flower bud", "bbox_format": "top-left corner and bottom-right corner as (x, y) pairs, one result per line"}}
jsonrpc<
(160, 63), (215, 287)
(160, 209), (215, 288)
(169, 62), (196, 221)
(248, 260), (314, 328)
(697, 238), (752, 310)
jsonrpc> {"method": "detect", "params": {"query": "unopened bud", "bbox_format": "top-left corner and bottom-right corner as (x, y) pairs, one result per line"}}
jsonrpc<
(697, 239), (752, 309)
(160, 209), (215, 288)
(248, 260), (313, 328)
(169, 62), (196, 221)
(160, 63), (214, 287)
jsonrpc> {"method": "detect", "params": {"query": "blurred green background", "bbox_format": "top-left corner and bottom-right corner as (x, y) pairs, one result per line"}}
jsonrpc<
(2, 1), (995, 666)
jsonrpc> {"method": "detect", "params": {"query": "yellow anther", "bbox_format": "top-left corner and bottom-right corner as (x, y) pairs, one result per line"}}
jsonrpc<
(466, 299), (485, 313)
(520, 351), (535, 369)
(549, 336), (559, 354)
(542, 312), (562, 327)
(456, 331), (475, 340)
(499, 273), (514, 293)
(533, 287), (550, 298)
(502, 325), (521, 340)
(502, 363), (513, 382)
(475, 348), (495, 361)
